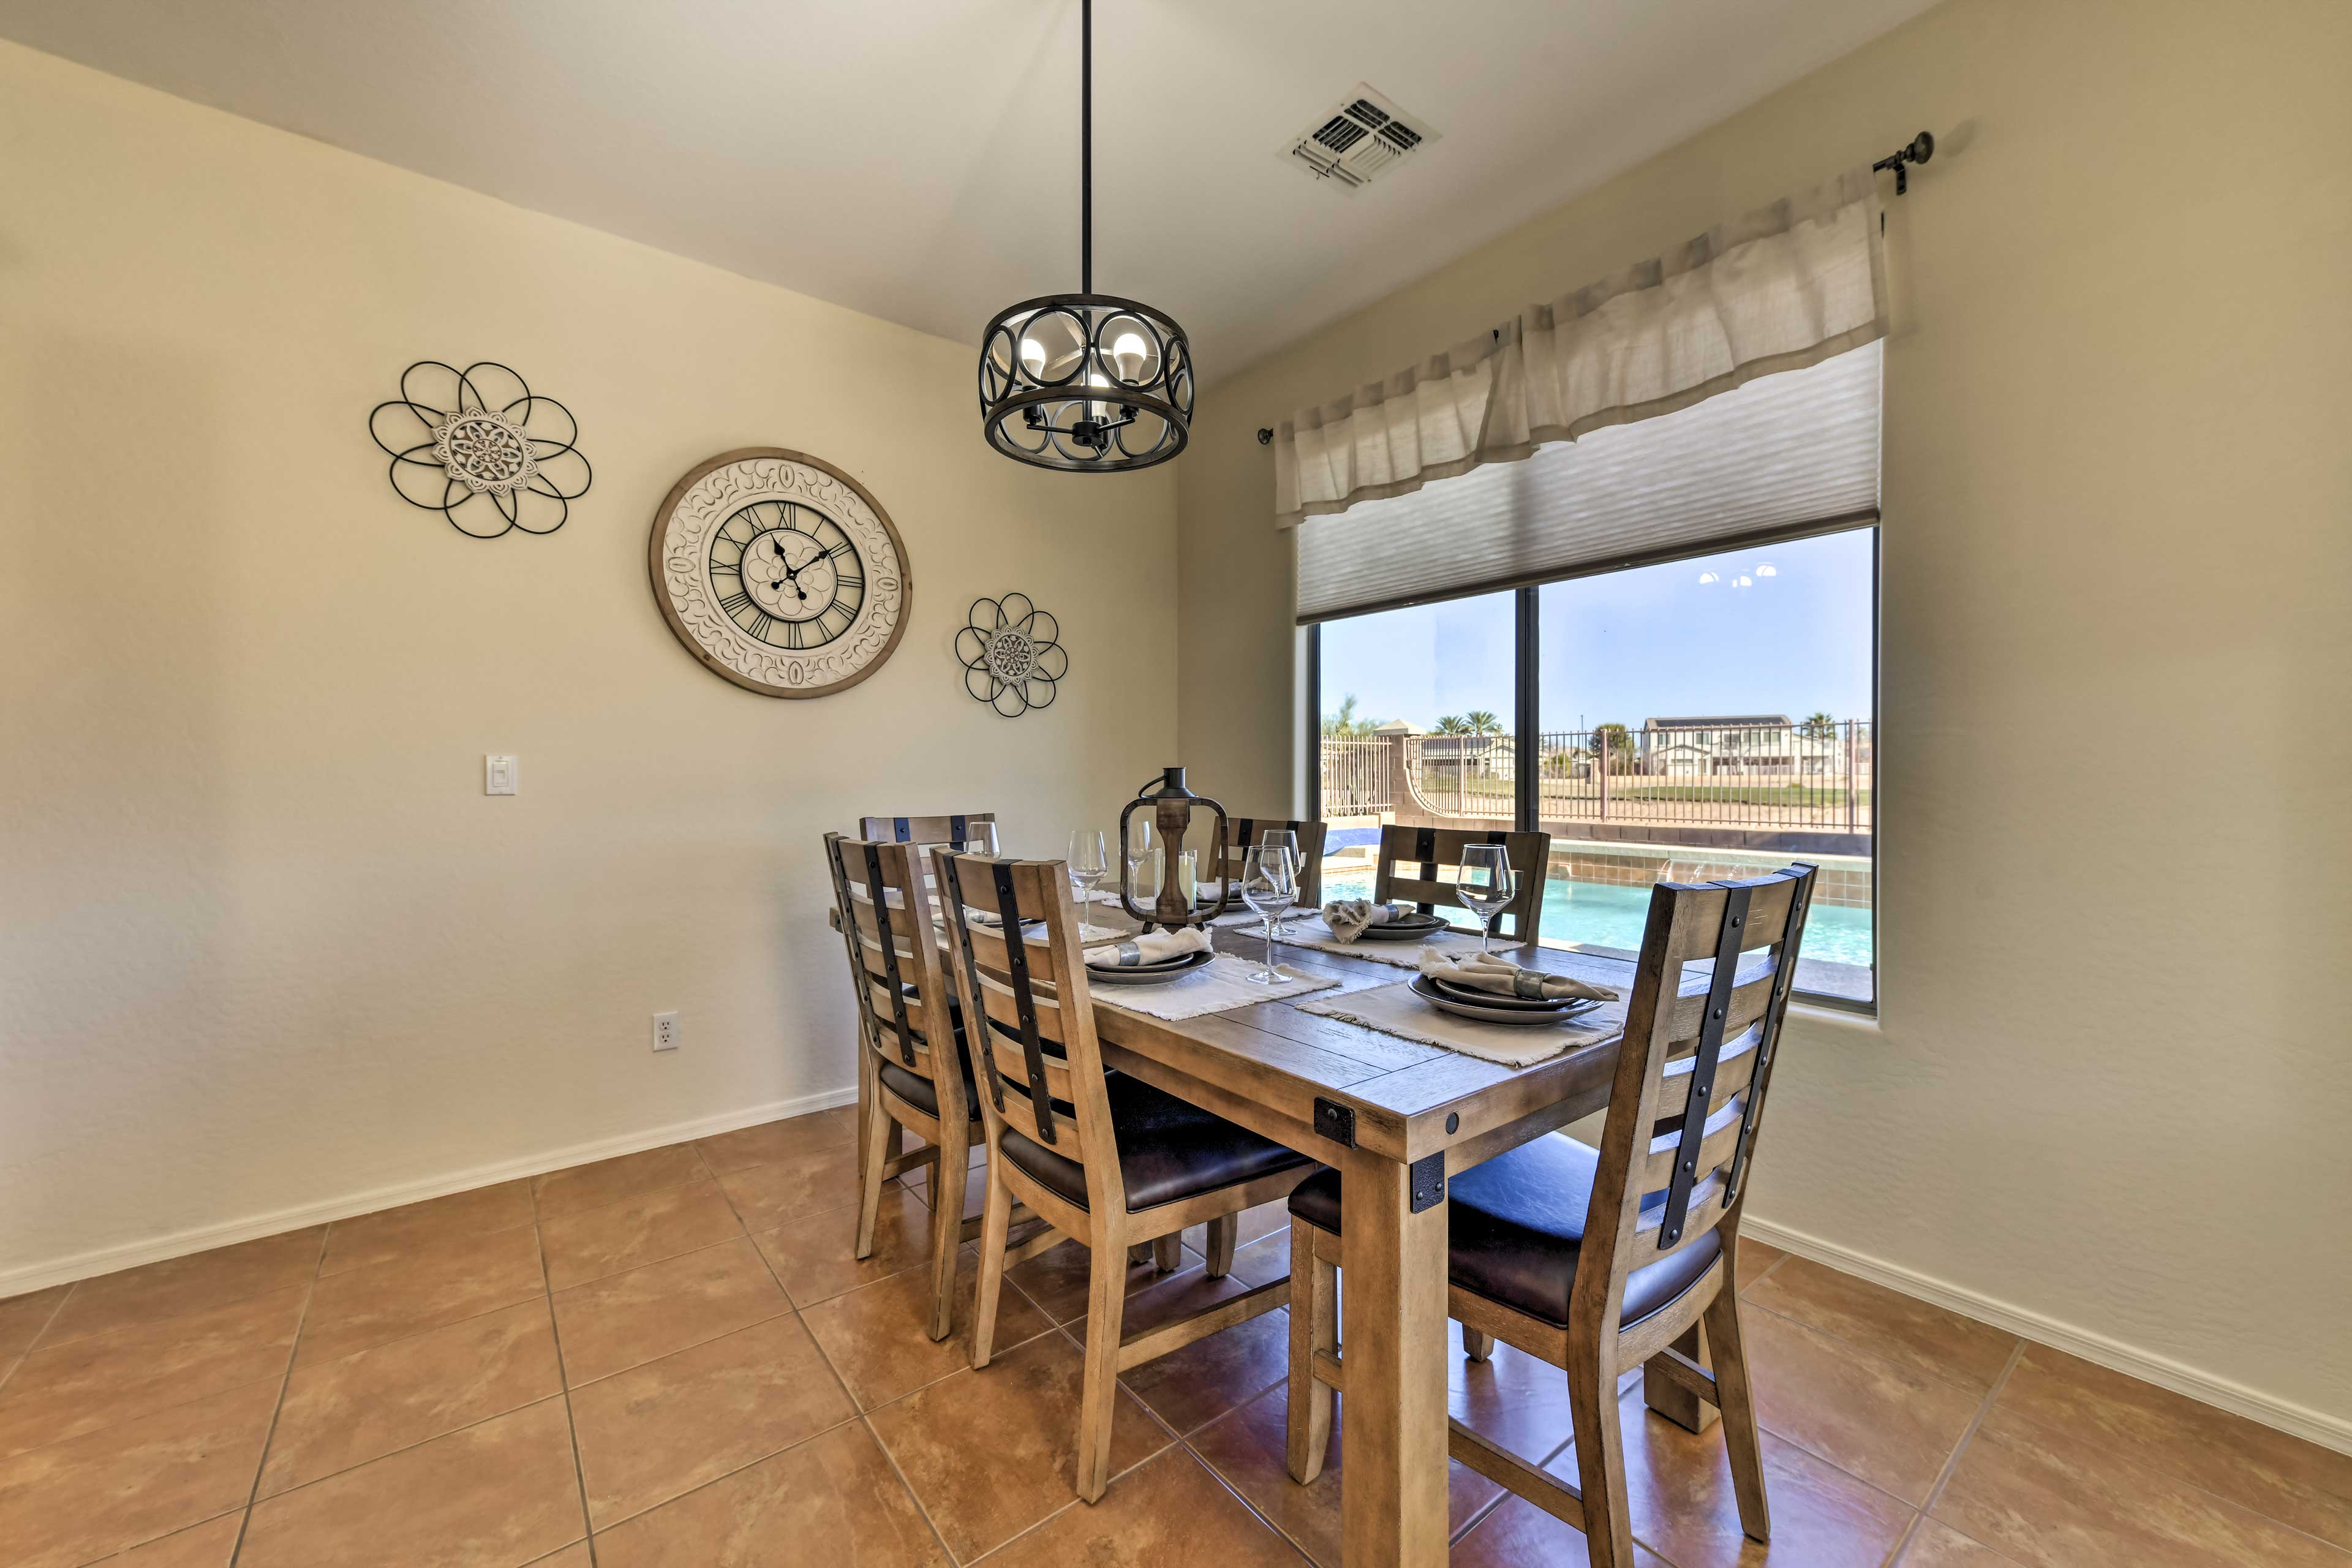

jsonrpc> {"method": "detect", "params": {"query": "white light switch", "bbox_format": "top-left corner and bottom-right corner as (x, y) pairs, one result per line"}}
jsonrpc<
(484, 754), (519, 795)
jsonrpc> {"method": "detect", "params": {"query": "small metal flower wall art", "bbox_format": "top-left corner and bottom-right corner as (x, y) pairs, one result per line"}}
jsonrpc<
(368, 361), (592, 538)
(957, 594), (1068, 717)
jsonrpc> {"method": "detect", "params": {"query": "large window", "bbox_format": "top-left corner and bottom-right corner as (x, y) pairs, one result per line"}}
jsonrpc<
(1314, 526), (1876, 1007)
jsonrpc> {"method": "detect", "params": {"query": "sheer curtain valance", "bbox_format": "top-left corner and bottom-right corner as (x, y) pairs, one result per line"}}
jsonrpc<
(1274, 167), (1887, 532)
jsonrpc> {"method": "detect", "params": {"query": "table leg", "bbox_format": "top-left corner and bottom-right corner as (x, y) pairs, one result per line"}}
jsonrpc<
(1339, 1145), (1450, 1568)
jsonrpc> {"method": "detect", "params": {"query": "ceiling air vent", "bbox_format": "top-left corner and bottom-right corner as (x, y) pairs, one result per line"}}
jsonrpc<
(1283, 84), (1441, 193)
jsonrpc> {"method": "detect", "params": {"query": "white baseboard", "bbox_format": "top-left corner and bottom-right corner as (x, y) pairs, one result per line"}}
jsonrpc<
(1742, 1215), (2352, 1458)
(0, 1086), (860, 1300)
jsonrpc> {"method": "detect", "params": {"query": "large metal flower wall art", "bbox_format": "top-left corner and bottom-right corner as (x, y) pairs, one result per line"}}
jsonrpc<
(957, 594), (1068, 717)
(368, 361), (592, 538)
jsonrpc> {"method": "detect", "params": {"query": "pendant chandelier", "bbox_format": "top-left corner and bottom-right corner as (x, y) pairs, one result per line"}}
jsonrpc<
(978, 0), (1192, 472)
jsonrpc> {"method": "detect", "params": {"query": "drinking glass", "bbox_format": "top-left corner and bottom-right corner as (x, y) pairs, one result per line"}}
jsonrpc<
(1457, 844), (1515, 956)
(1240, 844), (1298, 983)
(1129, 845), (1163, 909)
(961, 821), (999, 857)
(1257, 828), (1301, 928)
(1067, 829), (1109, 919)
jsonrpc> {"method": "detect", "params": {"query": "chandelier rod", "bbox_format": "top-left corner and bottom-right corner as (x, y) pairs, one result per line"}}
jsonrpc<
(1080, 0), (1093, 294)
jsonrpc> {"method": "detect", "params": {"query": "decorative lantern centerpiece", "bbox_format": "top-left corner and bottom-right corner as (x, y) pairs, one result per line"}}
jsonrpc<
(1118, 767), (1230, 930)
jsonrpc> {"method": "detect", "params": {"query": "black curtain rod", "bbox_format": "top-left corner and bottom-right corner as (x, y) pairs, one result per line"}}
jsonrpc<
(1254, 131), (1935, 447)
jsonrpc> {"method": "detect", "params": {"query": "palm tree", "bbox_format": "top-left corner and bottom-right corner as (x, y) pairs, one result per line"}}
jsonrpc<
(1433, 715), (1471, 734)
(1798, 710), (1838, 741)
(1463, 709), (1501, 735)
(1321, 693), (1380, 738)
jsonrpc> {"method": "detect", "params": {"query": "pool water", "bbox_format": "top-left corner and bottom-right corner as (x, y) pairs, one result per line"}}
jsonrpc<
(1318, 865), (1874, 968)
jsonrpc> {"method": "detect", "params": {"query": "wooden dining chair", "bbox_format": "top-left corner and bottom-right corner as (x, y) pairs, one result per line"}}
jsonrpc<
(823, 832), (985, 1341)
(1283, 865), (1817, 1567)
(932, 847), (1315, 1503)
(1212, 813), (1330, 908)
(858, 812), (997, 850)
(1371, 824), (1552, 943)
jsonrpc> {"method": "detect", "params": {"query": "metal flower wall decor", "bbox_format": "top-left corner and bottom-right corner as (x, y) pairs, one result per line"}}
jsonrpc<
(368, 361), (592, 538)
(957, 594), (1067, 717)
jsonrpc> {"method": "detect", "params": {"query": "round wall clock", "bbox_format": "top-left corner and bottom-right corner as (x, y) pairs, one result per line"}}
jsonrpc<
(648, 448), (912, 698)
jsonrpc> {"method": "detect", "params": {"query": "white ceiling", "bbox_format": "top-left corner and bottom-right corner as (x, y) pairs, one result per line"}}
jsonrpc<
(0, 0), (1936, 383)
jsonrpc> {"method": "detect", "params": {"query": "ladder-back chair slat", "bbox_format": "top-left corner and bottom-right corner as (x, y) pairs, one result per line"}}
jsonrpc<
(859, 812), (998, 848)
(1370, 824), (1552, 943)
(1216, 815), (1330, 908)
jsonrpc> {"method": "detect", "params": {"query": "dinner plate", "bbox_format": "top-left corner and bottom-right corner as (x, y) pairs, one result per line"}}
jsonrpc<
(1086, 949), (1215, 986)
(1428, 974), (1581, 1012)
(1357, 913), (1451, 942)
(1409, 974), (1602, 1027)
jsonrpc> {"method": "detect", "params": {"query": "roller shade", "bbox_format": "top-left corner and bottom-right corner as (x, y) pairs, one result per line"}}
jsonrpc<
(1295, 339), (1880, 624)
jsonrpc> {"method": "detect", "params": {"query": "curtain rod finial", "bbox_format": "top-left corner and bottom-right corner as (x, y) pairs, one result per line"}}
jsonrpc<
(1874, 130), (1934, 195)
(1257, 428), (1273, 445)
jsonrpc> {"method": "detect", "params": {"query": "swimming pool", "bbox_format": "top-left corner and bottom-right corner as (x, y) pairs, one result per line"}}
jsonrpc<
(1318, 865), (1874, 968)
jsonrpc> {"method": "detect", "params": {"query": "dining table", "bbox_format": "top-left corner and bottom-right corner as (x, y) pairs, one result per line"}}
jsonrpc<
(833, 891), (1646, 1568)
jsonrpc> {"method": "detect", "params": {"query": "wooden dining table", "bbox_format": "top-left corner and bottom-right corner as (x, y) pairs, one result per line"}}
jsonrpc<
(833, 892), (1644, 1568)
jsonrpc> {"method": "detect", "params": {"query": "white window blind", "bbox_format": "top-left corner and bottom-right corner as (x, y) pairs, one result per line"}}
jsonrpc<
(1294, 340), (1880, 624)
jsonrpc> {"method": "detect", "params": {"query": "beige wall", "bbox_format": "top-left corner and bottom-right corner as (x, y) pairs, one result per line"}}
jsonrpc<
(1178, 0), (2352, 1440)
(0, 41), (1176, 1289)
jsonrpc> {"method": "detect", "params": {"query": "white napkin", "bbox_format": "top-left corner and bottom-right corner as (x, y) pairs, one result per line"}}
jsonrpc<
(1322, 899), (1420, 942)
(1418, 949), (1619, 1003)
(1085, 925), (1213, 969)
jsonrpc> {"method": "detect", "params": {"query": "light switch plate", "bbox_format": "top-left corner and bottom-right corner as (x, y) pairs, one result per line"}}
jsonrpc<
(484, 755), (518, 795)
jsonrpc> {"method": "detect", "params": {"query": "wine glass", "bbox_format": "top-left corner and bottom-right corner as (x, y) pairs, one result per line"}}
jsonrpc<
(961, 821), (999, 857)
(1129, 845), (1164, 911)
(1257, 828), (1301, 928)
(1067, 830), (1109, 924)
(1457, 844), (1515, 956)
(1240, 844), (1298, 983)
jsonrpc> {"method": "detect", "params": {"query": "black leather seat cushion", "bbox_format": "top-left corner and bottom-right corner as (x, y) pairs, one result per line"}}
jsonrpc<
(875, 994), (976, 1121)
(1286, 1134), (1721, 1330)
(1000, 1072), (1313, 1214)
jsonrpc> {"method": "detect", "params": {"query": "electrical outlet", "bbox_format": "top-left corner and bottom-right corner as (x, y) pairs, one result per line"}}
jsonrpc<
(652, 1011), (680, 1052)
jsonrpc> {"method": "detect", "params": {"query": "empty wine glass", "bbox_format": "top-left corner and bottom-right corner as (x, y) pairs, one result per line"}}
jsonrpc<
(1240, 843), (1298, 983)
(1257, 828), (1301, 928)
(1129, 844), (1164, 909)
(1457, 844), (1515, 956)
(961, 821), (1000, 856)
(1068, 829), (1109, 922)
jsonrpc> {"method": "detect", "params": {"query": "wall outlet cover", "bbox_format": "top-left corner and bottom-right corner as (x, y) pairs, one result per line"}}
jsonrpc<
(652, 1011), (680, 1052)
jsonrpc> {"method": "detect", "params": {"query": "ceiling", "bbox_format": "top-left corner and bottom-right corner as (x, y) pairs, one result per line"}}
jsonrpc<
(0, 0), (1937, 383)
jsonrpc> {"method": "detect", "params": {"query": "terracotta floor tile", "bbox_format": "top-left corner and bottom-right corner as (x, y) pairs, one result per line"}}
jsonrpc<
(0, 1284), (306, 1458)
(867, 1330), (1171, 1562)
(695, 1110), (853, 1176)
(0, 1287), (69, 1360)
(752, 1185), (938, 1305)
(36, 1229), (322, 1349)
(570, 1315), (856, 1527)
(1118, 1302), (1289, 1437)
(1899, 1518), (2027, 1566)
(0, 1378), (277, 1568)
(1743, 1258), (2018, 1393)
(1558, 1392), (1915, 1568)
(905, 1158), (984, 1220)
(1741, 1301), (1983, 1506)
(1007, 1236), (1197, 1324)
(1226, 1228), (1292, 1289)
(1452, 1494), (1673, 1567)
(592, 1422), (948, 1568)
(1065, 1257), (1265, 1348)
(296, 1223), (545, 1367)
(260, 1298), (562, 1496)
(112, 1510), (245, 1565)
(553, 1237), (788, 1386)
(1178, 1200), (1290, 1257)
(1188, 1384), (1500, 1568)
(1449, 1319), (1581, 1465)
(801, 1249), (1053, 1409)
(239, 1397), (584, 1568)
(532, 1144), (711, 1218)
(995, 1445), (1303, 1566)
(525, 1547), (592, 1567)
(539, 1180), (742, 1291)
(714, 1144), (861, 1231)
(1932, 1401), (2352, 1568)
(1993, 1344), (2352, 1550)
(320, 1180), (535, 1277)
(1738, 1238), (1789, 1284)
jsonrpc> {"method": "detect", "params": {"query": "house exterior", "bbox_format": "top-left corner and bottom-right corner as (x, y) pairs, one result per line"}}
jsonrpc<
(1638, 714), (1845, 776)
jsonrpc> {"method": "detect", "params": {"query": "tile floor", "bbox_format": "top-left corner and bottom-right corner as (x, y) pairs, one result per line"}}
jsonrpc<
(4, 1106), (2348, 1566)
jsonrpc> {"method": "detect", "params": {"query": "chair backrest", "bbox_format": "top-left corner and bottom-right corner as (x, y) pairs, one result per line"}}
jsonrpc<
(929, 850), (1125, 1209)
(823, 834), (967, 1127)
(1214, 815), (1330, 908)
(1370, 825), (1552, 943)
(1571, 865), (1817, 1330)
(858, 812), (997, 849)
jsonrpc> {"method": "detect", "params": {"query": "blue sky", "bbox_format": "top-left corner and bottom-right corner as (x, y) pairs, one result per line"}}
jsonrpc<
(1319, 527), (1875, 733)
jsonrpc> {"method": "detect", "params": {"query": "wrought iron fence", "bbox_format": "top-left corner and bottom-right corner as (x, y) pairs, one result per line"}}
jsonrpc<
(1327, 721), (1873, 834)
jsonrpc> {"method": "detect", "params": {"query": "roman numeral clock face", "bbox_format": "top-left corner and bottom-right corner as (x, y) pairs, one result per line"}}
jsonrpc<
(649, 450), (910, 698)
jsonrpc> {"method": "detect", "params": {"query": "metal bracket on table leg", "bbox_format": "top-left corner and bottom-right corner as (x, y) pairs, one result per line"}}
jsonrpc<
(1409, 1152), (1446, 1213)
(1314, 1098), (1357, 1148)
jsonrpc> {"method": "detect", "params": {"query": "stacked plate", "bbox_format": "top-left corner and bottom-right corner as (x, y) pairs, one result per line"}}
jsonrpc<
(1408, 973), (1604, 1027)
(1087, 949), (1216, 987)
(1356, 910), (1452, 942)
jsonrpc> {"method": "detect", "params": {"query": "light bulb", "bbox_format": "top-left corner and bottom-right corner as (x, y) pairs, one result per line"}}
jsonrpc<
(1755, 563), (1777, 577)
(1110, 331), (1150, 382)
(1697, 571), (1720, 585)
(1019, 337), (1046, 375)
(1733, 574), (1753, 588)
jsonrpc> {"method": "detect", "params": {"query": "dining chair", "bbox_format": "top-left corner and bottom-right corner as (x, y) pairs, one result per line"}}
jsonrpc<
(823, 832), (989, 1341)
(1371, 824), (1552, 943)
(1282, 865), (1817, 1567)
(932, 847), (1316, 1503)
(858, 812), (997, 848)
(1212, 814), (1330, 910)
